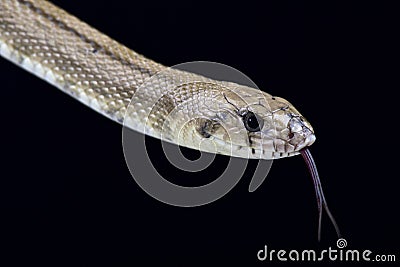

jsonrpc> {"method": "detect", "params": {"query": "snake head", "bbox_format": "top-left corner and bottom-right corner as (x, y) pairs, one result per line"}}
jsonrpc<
(183, 83), (316, 159)
(262, 95), (316, 158)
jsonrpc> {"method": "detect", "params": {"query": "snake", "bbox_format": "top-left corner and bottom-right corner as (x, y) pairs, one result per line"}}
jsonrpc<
(0, 0), (341, 240)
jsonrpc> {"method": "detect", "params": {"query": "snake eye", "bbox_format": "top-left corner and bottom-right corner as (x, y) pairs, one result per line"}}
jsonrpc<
(243, 111), (264, 132)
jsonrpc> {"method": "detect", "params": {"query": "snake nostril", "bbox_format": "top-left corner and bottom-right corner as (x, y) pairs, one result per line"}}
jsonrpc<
(288, 132), (294, 139)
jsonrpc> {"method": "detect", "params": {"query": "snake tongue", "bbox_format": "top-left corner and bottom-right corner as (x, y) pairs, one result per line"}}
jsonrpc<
(300, 148), (341, 241)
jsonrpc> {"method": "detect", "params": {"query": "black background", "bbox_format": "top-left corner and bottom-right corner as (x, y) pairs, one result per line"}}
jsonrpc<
(1, 0), (398, 266)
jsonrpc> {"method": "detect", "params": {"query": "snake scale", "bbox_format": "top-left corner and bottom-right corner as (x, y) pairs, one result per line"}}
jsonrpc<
(0, 0), (341, 240)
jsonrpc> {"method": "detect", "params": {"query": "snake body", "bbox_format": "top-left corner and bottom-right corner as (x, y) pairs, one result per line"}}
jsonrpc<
(0, 0), (316, 159)
(1, 0), (343, 241)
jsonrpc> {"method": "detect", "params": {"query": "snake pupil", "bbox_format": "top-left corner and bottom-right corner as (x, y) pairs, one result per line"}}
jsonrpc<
(243, 112), (263, 132)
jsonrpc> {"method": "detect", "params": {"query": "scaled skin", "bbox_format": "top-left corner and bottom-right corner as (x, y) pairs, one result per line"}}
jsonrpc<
(151, 81), (316, 160)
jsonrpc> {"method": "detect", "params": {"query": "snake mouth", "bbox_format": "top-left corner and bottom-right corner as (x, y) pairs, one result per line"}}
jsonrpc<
(294, 133), (316, 151)
(207, 135), (300, 160)
(288, 116), (316, 152)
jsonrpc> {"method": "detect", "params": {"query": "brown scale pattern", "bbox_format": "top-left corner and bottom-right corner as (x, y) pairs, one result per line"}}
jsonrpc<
(0, 0), (165, 122)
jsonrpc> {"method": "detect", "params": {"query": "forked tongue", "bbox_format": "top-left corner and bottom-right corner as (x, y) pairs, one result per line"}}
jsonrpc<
(300, 148), (341, 241)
